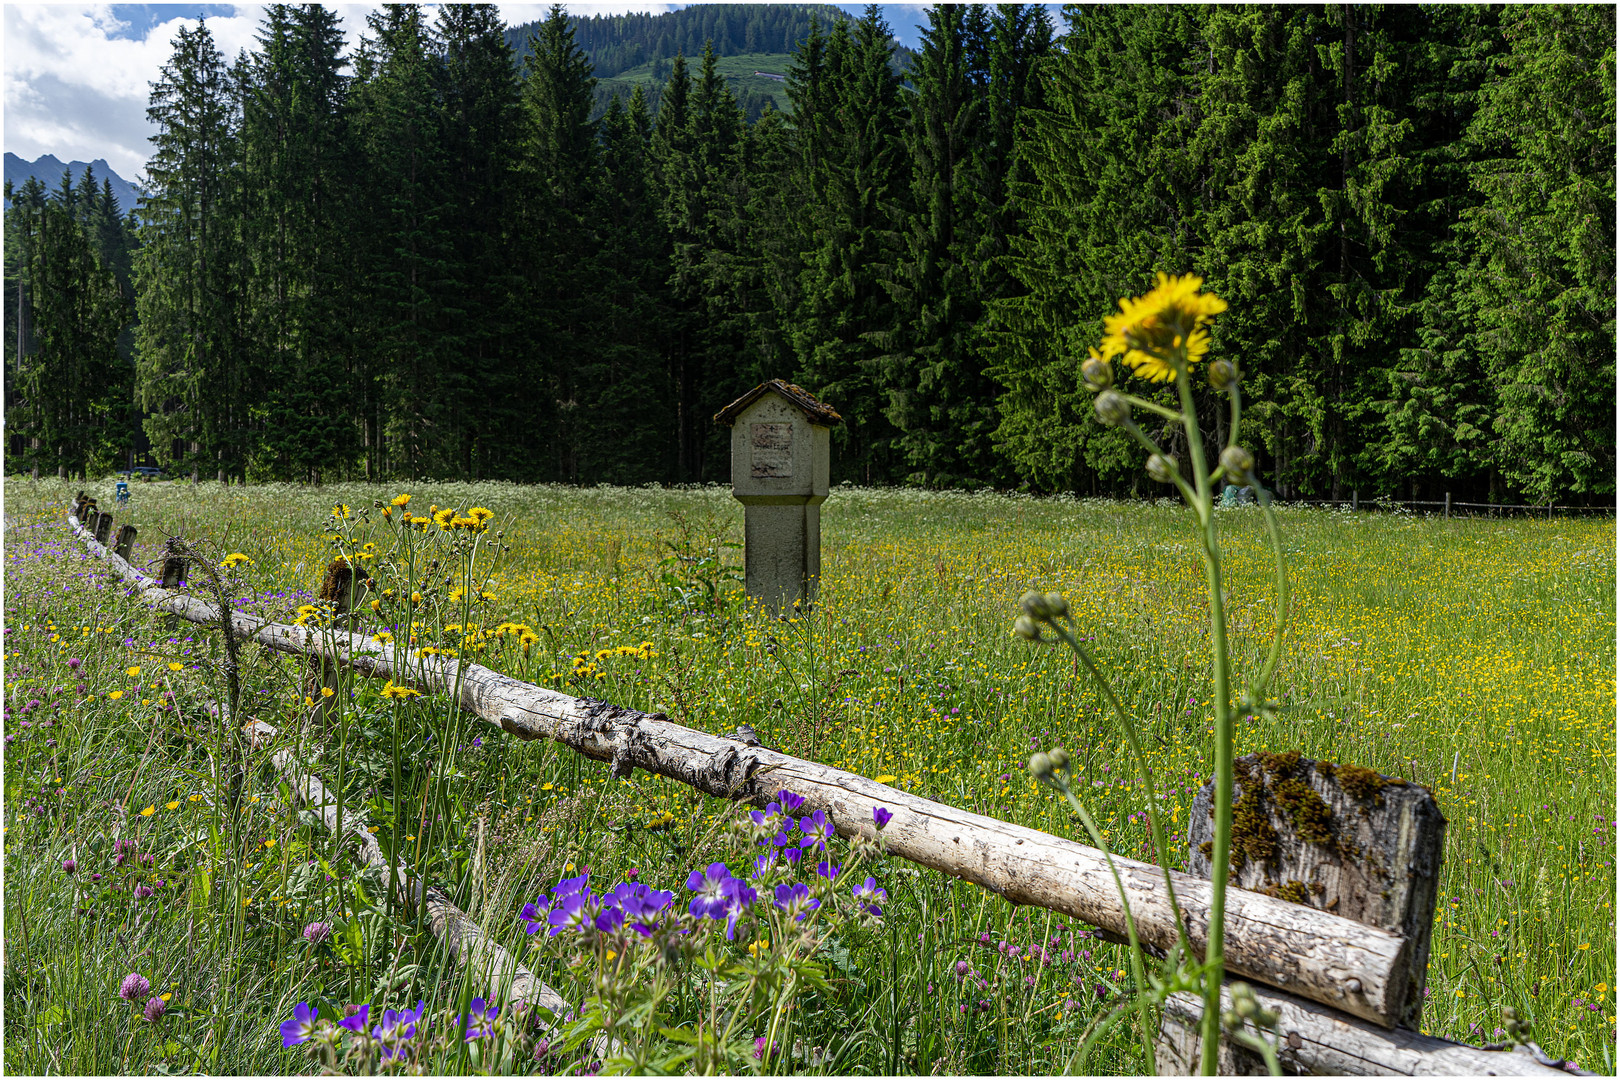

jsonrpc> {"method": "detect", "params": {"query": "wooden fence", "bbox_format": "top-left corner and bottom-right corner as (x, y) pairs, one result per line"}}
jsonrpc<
(61, 497), (1584, 1076)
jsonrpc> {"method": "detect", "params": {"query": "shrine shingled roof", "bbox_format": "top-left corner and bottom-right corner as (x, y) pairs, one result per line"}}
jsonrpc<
(713, 379), (843, 427)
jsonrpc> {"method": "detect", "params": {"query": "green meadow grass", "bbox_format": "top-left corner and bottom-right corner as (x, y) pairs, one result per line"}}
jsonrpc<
(3, 476), (1613, 1074)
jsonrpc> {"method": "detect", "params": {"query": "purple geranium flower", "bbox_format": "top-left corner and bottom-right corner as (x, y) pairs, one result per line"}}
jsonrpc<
(853, 876), (887, 917)
(717, 877), (758, 940)
(776, 789), (806, 814)
(815, 859), (840, 881)
(798, 809), (835, 852)
(749, 802), (783, 828)
(603, 881), (675, 936)
(773, 881), (820, 922)
(519, 899), (549, 935)
(281, 1001), (319, 1046)
(546, 888), (598, 937)
(373, 999), (427, 1059)
(338, 1004), (371, 1036)
(551, 871), (590, 898)
(686, 862), (737, 920)
(461, 997), (499, 1041)
(751, 850), (777, 878)
(873, 806), (893, 830)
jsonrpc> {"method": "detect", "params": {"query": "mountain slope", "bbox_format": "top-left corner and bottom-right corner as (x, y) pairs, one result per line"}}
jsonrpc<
(4, 152), (144, 214)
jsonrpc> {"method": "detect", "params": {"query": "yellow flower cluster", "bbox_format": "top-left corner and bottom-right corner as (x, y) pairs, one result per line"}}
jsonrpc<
(380, 681), (421, 700)
(220, 552), (252, 569)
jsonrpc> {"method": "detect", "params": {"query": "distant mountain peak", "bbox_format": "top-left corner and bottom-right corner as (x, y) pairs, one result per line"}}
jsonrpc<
(5, 152), (145, 213)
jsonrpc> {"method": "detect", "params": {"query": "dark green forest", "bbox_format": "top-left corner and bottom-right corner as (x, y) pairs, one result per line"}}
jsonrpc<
(4, 3), (1614, 503)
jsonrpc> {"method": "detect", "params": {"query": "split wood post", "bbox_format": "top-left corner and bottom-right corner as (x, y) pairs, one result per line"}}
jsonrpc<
(160, 538), (189, 589)
(113, 525), (137, 562)
(1352, 489), (1358, 511)
(1445, 492), (1452, 520)
(94, 511), (115, 546)
(1155, 751), (1446, 1074)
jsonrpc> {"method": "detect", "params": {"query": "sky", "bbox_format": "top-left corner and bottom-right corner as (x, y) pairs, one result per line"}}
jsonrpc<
(2, 3), (933, 183)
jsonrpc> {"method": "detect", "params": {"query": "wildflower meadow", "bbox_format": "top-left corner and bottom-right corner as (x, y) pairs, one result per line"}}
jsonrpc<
(3, 471), (1613, 1074)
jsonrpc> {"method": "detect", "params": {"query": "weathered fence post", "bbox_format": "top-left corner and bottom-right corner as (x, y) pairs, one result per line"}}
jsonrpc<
(306, 558), (370, 729)
(1352, 489), (1358, 511)
(113, 525), (137, 562)
(715, 380), (842, 612)
(1445, 492), (1452, 520)
(93, 511), (114, 546)
(160, 537), (189, 589)
(1156, 751), (1447, 1073)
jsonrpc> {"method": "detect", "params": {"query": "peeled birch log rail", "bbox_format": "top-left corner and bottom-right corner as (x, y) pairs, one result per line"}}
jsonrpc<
(70, 507), (1414, 1029)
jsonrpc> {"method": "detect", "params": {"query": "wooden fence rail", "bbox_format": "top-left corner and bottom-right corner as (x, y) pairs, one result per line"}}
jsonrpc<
(62, 503), (1580, 1076)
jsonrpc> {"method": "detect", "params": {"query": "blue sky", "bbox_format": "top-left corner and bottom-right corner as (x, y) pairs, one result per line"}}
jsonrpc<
(3, 3), (937, 182)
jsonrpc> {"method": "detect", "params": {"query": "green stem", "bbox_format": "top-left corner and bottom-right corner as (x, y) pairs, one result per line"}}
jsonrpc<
(1176, 369), (1234, 1077)
(1119, 392), (1186, 422)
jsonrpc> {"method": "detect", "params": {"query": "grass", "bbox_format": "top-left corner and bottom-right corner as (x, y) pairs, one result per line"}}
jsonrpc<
(597, 52), (795, 113)
(3, 475), (1614, 1074)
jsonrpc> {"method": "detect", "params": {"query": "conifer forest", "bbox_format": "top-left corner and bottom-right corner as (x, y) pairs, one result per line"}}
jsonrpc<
(3, 3), (1614, 504)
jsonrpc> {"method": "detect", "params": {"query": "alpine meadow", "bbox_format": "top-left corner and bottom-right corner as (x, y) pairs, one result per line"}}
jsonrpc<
(2, 3), (1615, 1077)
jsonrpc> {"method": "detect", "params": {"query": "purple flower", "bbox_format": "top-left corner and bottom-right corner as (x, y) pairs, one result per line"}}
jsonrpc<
(749, 802), (782, 828)
(551, 871), (590, 898)
(519, 899), (549, 935)
(686, 862), (737, 920)
(118, 972), (150, 1002)
(546, 888), (598, 937)
(281, 1001), (319, 1046)
(717, 878), (758, 940)
(61, 858), (76, 873)
(853, 876), (886, 917)
(873, 806), (893, 830)
(815, 860), (840, 881)
(603, 881), (675, 936)
(773, 882), (820, 922)
(134, 884), (154, 900)
(67, 657), (82, 671)
(776, 789), (806, 814)
(798, 810), (835, 852)
(751, 850), (777, 878)
(143, 996), (167, 1023)
(338, 1004), (371, 1035)
(461, 997), (499, 1041)
(754, 1035), (776, 1061)
(303, 921), (332, 944)
(373, 999), (427, 1058)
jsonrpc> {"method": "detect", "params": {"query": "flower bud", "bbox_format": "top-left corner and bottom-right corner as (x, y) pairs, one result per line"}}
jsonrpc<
(1048, 747), (1071, 771)
(143, 996), (167, 1023)
(1081, 355), (1113, 391)
(1043, 592), (1069, 618)
(1146, 454), (1177, 484)
(1093, 390), (1130, 427)
(1208, 359), (1238, 391)
(1220, 446), (1255, 481)
(1012, 616), (1042, 642)
(1028, 752), (1053, 780)
(1019, 591), (1050, 619)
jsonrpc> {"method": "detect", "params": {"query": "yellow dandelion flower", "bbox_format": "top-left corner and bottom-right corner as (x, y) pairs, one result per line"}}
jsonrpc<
(433, 508), (456, 529)
(392, 493), (412, 507)
(333, 504), (350, 519)
(876, 774), (897, 784)
(1099, 272), (1227, 382)
(381, 682), (422, 700)
(220, 552), (252, 568)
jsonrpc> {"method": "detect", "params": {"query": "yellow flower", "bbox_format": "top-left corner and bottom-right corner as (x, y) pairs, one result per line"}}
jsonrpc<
(220, 552), (252, 568)
(127, 666), (141, 677)
(1099, 272), (1227, 382)
(467, 506), (494, 528)
(108, 690), (124, 700)
(165, 800), (180, 810)
(381, 682), (422, 700)
(320, 686), (335, 698)
(392, 493), (412, 507)
(168, 662), (183, 672)
(433, 508), (456, 529)
(140, 805), (156, 817)
(333, 504), (350, 519)
(876, 774), (897, 784)
(748, 940), (770, 958)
